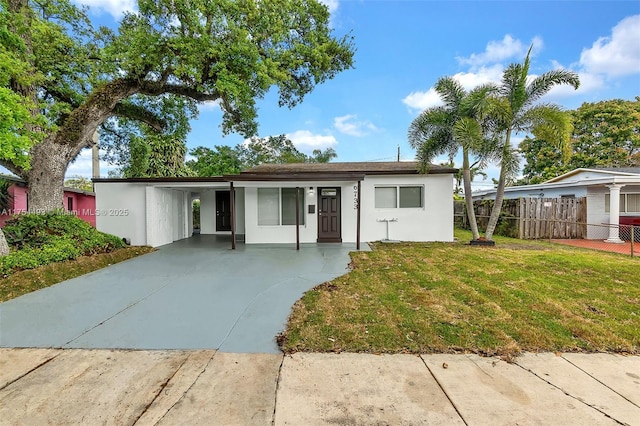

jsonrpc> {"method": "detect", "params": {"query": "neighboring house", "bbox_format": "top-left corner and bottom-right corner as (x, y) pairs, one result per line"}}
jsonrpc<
(93, 161), (457, 248)
(0, 176), (97, 227)
(472, 168), (640, 241)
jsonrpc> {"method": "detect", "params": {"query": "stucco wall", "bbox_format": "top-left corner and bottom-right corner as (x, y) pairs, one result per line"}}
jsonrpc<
(240, 174), (455, 244)
(145, 187), (191, 247)
(360, 174), (454, 242)
(241, 183), (334, 244)
(95, 182), (147, 245)
(200, 188), (245, 235)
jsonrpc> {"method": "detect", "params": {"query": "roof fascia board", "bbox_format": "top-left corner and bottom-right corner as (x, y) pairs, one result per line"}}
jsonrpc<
(475, 175), (640, 197)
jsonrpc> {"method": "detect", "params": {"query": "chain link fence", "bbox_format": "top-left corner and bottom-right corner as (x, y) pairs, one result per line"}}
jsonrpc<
(455, 212), (638, 257)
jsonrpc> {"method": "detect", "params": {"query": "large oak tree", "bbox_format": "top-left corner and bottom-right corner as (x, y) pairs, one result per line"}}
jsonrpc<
(0, 0), (354, 211)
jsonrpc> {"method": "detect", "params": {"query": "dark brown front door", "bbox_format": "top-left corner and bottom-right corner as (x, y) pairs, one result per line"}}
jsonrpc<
(216, 191), (231, 231)
(317, 188), (341, 242)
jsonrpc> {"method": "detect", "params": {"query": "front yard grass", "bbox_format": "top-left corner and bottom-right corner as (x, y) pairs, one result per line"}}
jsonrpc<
(0, 246), (155, 302)
(280, 229), (640, 357)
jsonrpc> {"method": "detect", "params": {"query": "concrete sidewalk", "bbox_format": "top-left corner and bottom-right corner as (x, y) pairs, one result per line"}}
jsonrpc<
(1, 349), (638, 425)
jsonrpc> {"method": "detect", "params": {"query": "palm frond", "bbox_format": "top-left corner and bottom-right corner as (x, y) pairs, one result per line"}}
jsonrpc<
(525, 69), (580, 106)
(407, 107), (452, 149)
(524, 104), (574, 160)
(434, 76), (466, 109)
(453, 117), (483, 151)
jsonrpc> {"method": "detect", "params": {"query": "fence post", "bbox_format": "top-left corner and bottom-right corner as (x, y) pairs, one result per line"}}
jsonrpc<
(631, 225), (635, 258)
(548, 218), (552, 243)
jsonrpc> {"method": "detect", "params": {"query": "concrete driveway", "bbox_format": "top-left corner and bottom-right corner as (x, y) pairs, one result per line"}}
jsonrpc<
(0, 235), (362, 353)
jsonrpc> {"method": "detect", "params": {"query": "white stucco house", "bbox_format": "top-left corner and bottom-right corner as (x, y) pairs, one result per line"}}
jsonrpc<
(472, 168), (640, 241)
(93, 162), (457, 248)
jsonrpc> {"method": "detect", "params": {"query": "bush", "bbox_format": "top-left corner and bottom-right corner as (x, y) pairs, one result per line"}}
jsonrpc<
(0, 212), (125, 276)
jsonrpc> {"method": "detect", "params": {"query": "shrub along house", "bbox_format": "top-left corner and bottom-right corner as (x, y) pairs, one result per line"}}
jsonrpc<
(93, 162), (457, 248)
(0, 175), (97, 227)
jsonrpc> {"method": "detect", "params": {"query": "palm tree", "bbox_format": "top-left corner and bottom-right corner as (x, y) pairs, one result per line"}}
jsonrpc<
(409, 77), (497, 240)
(484, 46), (579, 240)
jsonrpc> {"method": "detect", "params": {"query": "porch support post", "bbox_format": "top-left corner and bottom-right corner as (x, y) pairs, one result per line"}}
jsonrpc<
(356, 180), (361, 250)
(230, 181), (236, 250)
(295, 187), (300, 250)
(605, 184), (624, 244)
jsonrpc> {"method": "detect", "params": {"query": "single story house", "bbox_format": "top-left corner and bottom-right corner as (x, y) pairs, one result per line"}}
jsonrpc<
(0, 175), (96, 227)
(93, 161), (457, 248)
(472, 168), (640, 241)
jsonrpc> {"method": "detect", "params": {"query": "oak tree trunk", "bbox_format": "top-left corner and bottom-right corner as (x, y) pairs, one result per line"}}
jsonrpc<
(0, 228), (8, 256)
(25, 140), (74, 212)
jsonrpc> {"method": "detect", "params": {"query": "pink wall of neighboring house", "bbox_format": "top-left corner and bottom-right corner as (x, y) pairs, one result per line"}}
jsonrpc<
(1, 182), (96, 227)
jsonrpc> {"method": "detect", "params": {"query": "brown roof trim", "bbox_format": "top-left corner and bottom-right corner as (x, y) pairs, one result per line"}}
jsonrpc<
(241, 161), (458, 175)
(93, 176), (227, 183)
(92, 162), (457, 184)
(227, 172), (366, 182)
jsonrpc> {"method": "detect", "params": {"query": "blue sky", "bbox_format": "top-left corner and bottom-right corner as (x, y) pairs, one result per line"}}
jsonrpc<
(61, 1), (640, 189)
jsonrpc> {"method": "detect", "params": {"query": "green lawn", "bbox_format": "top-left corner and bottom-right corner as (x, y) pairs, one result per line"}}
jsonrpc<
(0, 246), (155, 302)
(280, 230), (640, 357)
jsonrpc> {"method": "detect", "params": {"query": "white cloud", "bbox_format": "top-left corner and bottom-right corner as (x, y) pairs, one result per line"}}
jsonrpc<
(66, 148), (117, 179)
(579, 14), (640, 77)
(333, 114), (378, 137)
(547, 70), (604, 99)
(76, 0), (136, 18)
(286, 130), (337, 151)
(402, 88), (443, 111)
(319, 0), (339, 13)
(197, 100), (221, 112)
(402, 64), (504, 111)
(457, 35), (543, 68)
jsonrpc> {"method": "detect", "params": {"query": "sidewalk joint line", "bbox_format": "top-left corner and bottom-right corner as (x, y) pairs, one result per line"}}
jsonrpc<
(513, 360), (626, 425)
(419, 355), (468, 426)
(270, 354), (286, 426)
(560, 355), (640, 409)
(141, 350), (218, 426)
(132, 352), (192, 425)
(0, 350), (61, 391)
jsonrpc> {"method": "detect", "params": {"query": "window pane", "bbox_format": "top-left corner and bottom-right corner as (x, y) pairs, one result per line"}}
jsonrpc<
(399, 186), (423, 208)
(626, 194), (640, 212)
(258, 188), (279, 225)
(604, 193), (624, 213)
(375, 187), (397, 208)
(282, 188), (305, 225)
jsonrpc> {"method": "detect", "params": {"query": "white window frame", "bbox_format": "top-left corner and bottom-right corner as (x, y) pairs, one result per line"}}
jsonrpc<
(605, 193), (640, 213)
(374, 185), (424, 209)
(257, 188), (305, 226)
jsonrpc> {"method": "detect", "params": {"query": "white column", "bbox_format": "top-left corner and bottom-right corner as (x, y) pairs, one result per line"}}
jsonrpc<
(605, 184), (624, 243)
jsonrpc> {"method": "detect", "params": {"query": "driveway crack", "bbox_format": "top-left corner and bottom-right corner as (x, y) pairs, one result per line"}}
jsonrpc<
(62, 279), (176, 347)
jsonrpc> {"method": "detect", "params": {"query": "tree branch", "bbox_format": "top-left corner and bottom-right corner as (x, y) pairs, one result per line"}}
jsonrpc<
(138, 82), (220, 102)
(112, 102), (166, 132)
(0, 160), (26, 179)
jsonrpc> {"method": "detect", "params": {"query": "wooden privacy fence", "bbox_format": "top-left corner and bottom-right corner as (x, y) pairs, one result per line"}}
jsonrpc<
(456, 197), (588, 239)
(518, 197), (587, 239)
